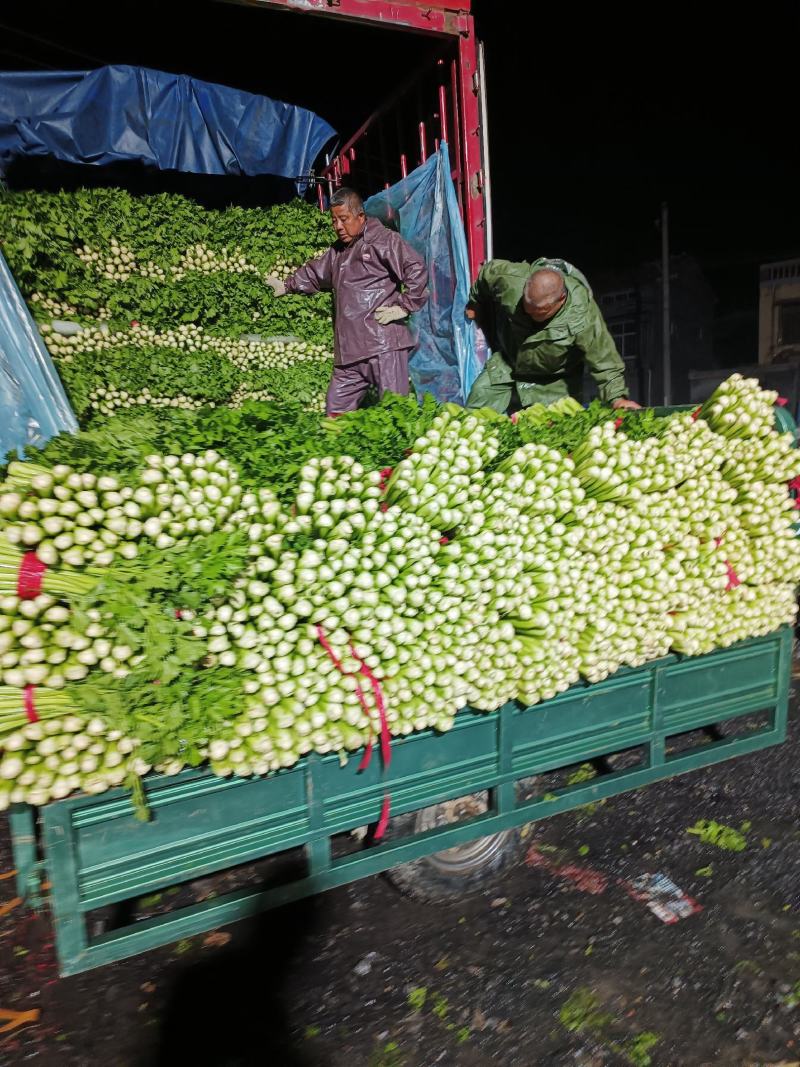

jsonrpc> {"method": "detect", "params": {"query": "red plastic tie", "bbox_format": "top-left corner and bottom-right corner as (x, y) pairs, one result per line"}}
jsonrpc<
(691, 406), (702, 421)
(316, 625), (393, 838)
(724, 561), (741, 590)
(510, 412), (519, 425)
(315, 625), (374, 732)
(357, 737), (374, 773)
(315, 625), (346, 671)
(355, 652), (392, 771)
(613, 416), (623, 430)
(378, 467), (394, 497)
(375, 795), (391, 840)
(788, 476), (800, 492)
(23, 686), (39, 723)
(17, 553), (47, 600)
(777, 396), (789, 407)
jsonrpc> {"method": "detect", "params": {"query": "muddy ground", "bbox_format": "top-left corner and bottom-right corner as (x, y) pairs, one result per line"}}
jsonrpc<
(2, 700), (800, 1066)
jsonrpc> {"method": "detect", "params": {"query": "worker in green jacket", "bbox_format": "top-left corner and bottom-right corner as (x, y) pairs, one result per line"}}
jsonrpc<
(465, 257), (641, 413)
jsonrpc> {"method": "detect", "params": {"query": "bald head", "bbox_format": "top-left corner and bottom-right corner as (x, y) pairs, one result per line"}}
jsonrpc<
(523, 268), (568, 323)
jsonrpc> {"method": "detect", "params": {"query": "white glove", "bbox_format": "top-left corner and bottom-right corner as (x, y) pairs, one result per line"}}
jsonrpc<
(265, 275), (286, 297)
(374, 305), (408, 325)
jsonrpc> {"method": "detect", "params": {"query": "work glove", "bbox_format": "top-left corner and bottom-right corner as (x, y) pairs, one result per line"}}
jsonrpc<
(265, 275), (287, 297)
(374, 305), (408, 325)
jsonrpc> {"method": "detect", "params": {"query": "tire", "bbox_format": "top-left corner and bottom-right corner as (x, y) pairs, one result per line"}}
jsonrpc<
(382, 790), (525, 904)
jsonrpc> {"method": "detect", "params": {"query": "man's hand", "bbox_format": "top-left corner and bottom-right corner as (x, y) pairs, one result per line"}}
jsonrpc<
(611, 397), (642, 410)
(374, 305), (408, 325)
(265, 275), (286, 297)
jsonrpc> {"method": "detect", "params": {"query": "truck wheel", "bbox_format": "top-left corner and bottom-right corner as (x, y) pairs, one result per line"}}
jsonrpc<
(382, 791), (523, 903)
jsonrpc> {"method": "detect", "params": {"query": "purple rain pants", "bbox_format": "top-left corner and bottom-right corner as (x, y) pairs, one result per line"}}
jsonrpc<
(325, 350), (410, 415)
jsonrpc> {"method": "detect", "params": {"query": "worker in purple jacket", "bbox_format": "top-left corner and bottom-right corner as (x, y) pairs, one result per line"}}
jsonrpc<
(265, 187), (429, 416)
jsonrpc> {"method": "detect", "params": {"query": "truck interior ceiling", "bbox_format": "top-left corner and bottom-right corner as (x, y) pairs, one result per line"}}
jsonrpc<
(3, 0), (457, 209)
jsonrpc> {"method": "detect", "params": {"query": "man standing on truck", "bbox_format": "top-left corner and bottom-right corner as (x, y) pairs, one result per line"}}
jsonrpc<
(265, 187), (429, 416)
(465, 257), (641, 413)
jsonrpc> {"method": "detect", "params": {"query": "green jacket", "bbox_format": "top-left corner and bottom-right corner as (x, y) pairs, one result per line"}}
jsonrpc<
(468, 257), (629, 407)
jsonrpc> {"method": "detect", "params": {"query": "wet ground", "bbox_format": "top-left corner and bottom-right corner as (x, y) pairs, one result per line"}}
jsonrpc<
(3, 700), (800, 1066)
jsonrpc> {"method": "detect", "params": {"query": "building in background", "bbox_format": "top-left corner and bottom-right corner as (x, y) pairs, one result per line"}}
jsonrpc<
(588, 254), (715, 405)
(759, 258), (800, 365)
(672, 256), (800, 411)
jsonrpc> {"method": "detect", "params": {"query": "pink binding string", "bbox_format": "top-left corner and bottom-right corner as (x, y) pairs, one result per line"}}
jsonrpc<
(724, 561), (741, 590)
(316, 626), (392, 837)
(316, 625), (375, 760)
(352, 648), (392, 771)
(23, 686), (39, 723)
(17, 553), (47, 600)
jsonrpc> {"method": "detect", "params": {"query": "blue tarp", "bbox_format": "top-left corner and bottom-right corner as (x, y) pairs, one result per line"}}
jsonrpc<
(0, 66), (337, 186)
(0, 250), (78, 458)
(365, 143), (480, 406)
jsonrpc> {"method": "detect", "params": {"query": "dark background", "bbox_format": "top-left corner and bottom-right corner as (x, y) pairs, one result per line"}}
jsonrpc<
(1, 0), (797, 362)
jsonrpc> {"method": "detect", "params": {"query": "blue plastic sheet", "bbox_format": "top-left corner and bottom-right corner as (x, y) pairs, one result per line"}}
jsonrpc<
(0, 66), (336, 187)
(365, 144), (480, 405)
(0, 250), (78, 460)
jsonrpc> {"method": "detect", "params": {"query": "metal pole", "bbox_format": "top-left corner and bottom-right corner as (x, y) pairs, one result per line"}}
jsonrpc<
(661, 201), (671, 406)
(477, 40), (493, 259)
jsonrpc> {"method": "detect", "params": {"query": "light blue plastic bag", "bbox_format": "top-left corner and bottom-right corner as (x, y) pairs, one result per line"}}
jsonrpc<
(0, 249), (77, 459)
(365, 143), (481, 405)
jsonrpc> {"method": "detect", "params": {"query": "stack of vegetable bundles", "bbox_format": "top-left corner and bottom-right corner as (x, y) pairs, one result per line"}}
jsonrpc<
(0, 373), (797, 812)
(0, 187), (336, 418)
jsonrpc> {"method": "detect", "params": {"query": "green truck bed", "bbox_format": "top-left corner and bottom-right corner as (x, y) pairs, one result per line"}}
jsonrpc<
(9, 625), (793, 975)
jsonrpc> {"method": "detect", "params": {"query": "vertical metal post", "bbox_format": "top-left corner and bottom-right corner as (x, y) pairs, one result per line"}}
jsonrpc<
(42, 802), (90, 975)
(449, 58), (465, 222)
(395, 104), (404, 185)
(418, 121), (428, 164)
(378, 118), (389, 189)
(477, 40), (493, 260)
(438, 80), (449, 143)
(661, 201), (671, 406)
(457, 33), (488, 277)
(400, 153), (408, 179)
(305, 755), (331, 878)
(494, 703), (515, 815)
(9, 804), (38, 904)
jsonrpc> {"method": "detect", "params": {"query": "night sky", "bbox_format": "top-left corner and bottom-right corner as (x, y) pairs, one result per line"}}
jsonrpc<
(1, 0), (797, 361)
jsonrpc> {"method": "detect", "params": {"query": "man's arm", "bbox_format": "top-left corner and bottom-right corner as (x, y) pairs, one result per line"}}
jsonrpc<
(380, 232), (429, 314)
(282, 248), (335, 295)
(577, 312), (641, 409)
(467, 264), (492, 325)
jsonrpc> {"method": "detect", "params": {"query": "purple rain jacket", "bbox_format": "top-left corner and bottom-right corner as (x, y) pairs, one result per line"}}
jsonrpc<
(284, 217), (429, 366)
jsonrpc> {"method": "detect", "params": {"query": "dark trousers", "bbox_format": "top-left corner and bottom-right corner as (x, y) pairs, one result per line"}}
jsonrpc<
(326, 350), (410, 416)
